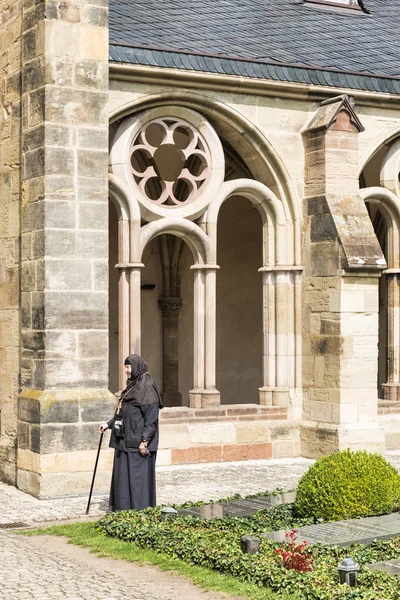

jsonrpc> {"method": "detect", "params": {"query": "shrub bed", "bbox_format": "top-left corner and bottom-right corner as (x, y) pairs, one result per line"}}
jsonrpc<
(97, 502), (400, 599)
(294, 449), (400, 521)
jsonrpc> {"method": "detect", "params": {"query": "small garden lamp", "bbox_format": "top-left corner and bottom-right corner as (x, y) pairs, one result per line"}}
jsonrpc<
(338, 556), (360, 587)
(160, 507), (178, 521)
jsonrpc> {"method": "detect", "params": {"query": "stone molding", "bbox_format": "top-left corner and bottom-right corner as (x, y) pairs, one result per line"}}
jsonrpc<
(108, 63), (400, 110)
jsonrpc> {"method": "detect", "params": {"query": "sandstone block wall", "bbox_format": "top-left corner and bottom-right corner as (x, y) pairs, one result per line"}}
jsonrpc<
(156, 405), (300, 466)
(0, 0), (23, 484)
(5, 0), (115, 498)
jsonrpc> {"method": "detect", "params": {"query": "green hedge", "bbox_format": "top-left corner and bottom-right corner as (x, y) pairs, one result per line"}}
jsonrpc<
(294, 449), (400, 521)
(97, 503), (400, 599)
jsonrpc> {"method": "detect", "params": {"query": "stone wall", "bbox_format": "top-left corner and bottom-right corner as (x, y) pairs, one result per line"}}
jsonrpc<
(16, 0), (115, 497)
(0, 0), (23, 484)
(157, 405), (299, 465)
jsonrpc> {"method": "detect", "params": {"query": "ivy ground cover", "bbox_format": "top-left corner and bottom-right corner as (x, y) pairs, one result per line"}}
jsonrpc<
(97, 499), (400, 600)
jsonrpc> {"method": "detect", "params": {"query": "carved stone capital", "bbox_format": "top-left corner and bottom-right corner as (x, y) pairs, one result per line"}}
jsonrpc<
(158, 297), (183, 315)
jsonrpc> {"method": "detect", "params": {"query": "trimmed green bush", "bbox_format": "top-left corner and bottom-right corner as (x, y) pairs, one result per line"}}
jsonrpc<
(294, 449), (400, 521)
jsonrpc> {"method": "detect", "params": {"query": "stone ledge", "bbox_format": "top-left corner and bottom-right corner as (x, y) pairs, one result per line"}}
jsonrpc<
(160, 404), (288, 424)
(378, 400), (400, 415)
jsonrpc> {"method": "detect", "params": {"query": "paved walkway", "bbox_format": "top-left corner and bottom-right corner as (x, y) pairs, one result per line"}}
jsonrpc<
(1, 452), (400, 600)
(0, 457), (315, 526)
(1, 530), (166, 600)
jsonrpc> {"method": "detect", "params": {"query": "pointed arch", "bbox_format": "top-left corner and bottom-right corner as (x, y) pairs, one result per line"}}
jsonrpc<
(359, 126), (400, 176)
(361, 186), (400, 400)
(109, 173), (140, 222)
(202, 179), (288, 266)
(360, 187), (400, 269)
(140, 217), (212, 265)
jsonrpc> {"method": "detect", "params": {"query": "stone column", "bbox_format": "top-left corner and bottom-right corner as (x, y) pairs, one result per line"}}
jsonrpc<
(190, 267), (205, 408)
(383, 270), (400, 400)
(17, 0), (115, 497)
(116, 219), (129, 390)
(114, 261), (144, 389)
(258, 269), (276, 406)
(189, 265), (220, 408)
(204, 266), (220, 406)
(159, 297), (183, 406)
(301, 96), (386, 458)
(0, 0), (22, 484)
(129, 265), (143, 355)
(258, 267), (301, 407)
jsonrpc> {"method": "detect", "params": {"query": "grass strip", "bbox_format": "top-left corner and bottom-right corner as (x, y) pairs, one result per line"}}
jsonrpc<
(21, 522), (299, 600)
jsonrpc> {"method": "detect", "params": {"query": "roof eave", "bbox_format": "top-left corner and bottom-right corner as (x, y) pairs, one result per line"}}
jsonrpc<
(109, 59), (400, 111)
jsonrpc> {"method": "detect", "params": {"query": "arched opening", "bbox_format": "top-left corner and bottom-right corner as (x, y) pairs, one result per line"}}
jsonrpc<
(359, 145), (389, 188)
(360, 138), (400, 407)
(141, 234), (194, 406)
(109, 101), (299, 410)
(216, 196), (263, 405)
(366, 202), (389, 398)
(109, 91), (301, 268)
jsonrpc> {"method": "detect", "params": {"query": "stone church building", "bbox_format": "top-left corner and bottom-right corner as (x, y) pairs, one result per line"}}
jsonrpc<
(1, 0), (400, 497)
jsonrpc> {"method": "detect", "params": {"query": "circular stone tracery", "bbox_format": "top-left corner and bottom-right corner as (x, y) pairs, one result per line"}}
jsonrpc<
(130, 118), (211, 207)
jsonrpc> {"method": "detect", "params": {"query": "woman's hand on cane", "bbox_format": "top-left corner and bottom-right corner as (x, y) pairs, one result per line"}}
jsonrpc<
(100, 423), (108, 433)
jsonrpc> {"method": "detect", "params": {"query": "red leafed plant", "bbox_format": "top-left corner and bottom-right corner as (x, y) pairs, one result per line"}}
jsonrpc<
(275, 529), (313, 572)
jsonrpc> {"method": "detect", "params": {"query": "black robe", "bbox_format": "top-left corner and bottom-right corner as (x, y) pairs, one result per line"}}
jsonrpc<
(107, 356), (161, 511)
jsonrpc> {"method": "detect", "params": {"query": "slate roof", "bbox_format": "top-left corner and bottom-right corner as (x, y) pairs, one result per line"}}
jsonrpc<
(109, 0), (400, 94)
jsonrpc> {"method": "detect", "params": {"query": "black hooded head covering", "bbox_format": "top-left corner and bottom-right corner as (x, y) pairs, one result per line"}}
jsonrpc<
(122, 354), (164, 408)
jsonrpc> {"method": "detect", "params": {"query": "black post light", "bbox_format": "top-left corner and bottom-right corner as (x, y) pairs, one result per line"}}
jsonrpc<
(338, 557), (360, 587)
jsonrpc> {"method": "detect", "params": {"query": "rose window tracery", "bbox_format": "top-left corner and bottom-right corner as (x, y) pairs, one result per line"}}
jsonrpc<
(130, 118), (211, 207)
(109, 106), (225, 221)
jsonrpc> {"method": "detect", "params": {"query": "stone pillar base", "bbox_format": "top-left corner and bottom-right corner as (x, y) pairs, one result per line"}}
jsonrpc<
(16, 447), (115, 498)
(189, 389), (220, 408)
(300, 420), (385, 459)
(258, 387), (290, 407)
(258, 387), (272, 406)
(17, 388), (116, 498)
(0, 437), (17, 486)
(161, 392), (183, 407)
(382, 383), (400, 402)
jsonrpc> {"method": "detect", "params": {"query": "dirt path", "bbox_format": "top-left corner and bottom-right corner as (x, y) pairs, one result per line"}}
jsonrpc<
(28, 534), (242, 600)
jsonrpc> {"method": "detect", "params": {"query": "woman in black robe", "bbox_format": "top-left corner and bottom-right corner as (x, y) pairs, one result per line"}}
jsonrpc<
(100, 354), (163, 511)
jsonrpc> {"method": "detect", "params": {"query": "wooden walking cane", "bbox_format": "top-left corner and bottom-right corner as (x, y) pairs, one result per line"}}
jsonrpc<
(85, 431), (104, 515)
